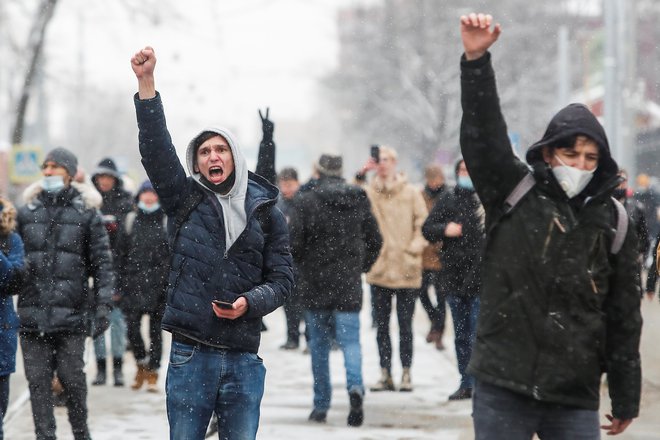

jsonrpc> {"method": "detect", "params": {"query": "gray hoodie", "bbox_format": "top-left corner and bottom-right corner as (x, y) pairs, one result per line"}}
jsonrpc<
(185, 127), (248, 250)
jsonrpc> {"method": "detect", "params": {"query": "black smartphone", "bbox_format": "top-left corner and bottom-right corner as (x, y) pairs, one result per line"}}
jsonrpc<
(212, 299), (234, 309)
(370, 144), (380, 163)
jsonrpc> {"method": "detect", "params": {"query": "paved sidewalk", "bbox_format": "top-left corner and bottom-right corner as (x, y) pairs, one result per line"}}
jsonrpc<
(4, 296), (660, 439)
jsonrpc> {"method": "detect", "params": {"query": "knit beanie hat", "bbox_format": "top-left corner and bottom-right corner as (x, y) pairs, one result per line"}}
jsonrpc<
(317, 154), (343, 177)
(43, 147), (78, 177)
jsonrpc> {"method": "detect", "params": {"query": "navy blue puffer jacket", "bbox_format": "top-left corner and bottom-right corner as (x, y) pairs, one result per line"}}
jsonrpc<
(134, 92), (293, 353)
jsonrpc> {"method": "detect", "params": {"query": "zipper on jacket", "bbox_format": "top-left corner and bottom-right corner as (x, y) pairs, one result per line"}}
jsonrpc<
(587, 270), (598, 294)
(542, 215), (567, 260)
(541, 219), (555, 260)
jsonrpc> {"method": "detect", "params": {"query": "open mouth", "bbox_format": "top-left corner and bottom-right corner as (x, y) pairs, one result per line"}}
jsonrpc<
(209, 166), (224, 178)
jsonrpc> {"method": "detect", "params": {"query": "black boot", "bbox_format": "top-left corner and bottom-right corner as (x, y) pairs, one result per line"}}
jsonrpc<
(92, 359), (106, 386)
(113, 357), (124, 387)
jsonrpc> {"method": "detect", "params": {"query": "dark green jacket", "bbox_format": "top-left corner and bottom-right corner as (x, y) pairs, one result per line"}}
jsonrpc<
(460, 52), (642, 419)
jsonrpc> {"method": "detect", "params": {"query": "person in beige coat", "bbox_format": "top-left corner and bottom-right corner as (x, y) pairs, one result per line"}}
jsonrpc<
(361, 145), (428, 392)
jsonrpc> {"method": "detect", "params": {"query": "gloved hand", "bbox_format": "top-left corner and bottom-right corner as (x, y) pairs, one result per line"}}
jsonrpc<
(92, 304), (112, 338)
(259, 107), (274, 142)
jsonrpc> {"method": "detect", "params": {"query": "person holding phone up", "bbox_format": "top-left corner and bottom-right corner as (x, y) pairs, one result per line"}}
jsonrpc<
(131, 46), (293, 440)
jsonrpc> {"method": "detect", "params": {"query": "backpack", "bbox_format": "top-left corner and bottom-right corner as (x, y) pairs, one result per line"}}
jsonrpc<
(502, 173), (628, 255)
(0, 234), (27, 295)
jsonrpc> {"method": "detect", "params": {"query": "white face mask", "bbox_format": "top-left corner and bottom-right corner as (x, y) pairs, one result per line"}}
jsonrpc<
(138, 201), (161, 213)
(551, 155), (597, 198)
(41, 175), (66, 193)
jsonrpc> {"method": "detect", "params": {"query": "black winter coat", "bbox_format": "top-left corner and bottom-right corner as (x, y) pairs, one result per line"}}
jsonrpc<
(97, 187), (133, 274)
(460, 53), (642, 419)
(289, 176), (382, 311)
(117, 209), (169, 314)
(16, 186), (114, 334)
(135, 92), (293, 353)
(422, 185), (484, 297)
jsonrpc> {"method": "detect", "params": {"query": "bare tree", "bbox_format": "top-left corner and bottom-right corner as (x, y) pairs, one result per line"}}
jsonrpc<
(11, 0), (59, 145)
(325, 0), (585, 176)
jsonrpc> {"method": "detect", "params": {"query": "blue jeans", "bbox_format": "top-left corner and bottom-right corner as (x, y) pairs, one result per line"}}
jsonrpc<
(166, 340), (266, 440)
(93, 307), (127, 359)
(305, 310), (364, 411)
(473, 380), (600, 440)
(446, 295), (479, 389)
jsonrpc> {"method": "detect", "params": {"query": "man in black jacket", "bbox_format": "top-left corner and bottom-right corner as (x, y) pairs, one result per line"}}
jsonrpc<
(17, 147), (114, 440)
(90, 157), (133, 387)
(131, 46), (293, 440)
(422, 159), (483, 401)
(459, 13), (641, 438)
(289, 154), (382, 427)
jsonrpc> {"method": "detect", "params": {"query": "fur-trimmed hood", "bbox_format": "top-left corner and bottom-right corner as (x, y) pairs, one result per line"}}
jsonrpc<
(22, 180), (102, 209)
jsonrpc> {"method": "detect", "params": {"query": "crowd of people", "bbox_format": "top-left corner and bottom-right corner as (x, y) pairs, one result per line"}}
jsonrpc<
(0, 11), (652, 440)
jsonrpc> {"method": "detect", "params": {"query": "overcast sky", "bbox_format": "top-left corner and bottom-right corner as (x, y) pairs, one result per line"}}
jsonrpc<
(34, 0), (377, 166)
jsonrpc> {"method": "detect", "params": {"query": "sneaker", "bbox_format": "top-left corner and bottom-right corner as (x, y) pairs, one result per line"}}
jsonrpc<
(370, 368), (395, 392)
(347, 390), (364, 427)
(399, 368), (413, 392)
(308, 408), (327, 423)
(448, 387), (472, 401)
(279, 340), (299, 350)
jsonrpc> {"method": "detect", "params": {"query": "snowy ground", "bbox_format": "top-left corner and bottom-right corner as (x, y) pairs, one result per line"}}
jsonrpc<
(5, 288), (660, 439)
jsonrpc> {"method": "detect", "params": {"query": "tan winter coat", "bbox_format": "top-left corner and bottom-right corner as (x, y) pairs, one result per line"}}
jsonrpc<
(365, 174), (428, 289)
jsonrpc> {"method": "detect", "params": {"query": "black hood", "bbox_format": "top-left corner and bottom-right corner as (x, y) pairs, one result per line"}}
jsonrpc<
(525, 103), (618, 181)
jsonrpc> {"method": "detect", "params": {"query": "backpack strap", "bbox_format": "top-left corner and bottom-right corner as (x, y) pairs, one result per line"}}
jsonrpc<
(503, 173), (536, 214)
(170, 187), (206, 246)
(610, 197), (628, 255)
(501, 173), (628, 255)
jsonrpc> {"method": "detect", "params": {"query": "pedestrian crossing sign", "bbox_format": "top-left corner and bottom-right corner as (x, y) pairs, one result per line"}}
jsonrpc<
(10, 145), (42, 184)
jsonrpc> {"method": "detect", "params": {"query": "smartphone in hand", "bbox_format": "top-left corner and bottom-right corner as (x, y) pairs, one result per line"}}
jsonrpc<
(212, 299), (234, 309)
(370, 144), (380, 163)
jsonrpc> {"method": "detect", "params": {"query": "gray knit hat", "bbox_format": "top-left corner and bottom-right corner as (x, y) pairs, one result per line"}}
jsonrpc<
(43, 147), (78, 177)
(317, 154), (343, 177)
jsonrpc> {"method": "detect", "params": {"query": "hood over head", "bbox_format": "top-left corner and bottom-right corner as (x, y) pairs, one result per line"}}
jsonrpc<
(186, 127), (248, 198)
(91, 157), (124, 189)
(186, 127), (249, 250)
(525, 103), (619, 182)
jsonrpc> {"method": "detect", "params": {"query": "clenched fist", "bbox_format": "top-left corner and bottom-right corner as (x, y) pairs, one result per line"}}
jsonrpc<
(131, 46), (157, 99)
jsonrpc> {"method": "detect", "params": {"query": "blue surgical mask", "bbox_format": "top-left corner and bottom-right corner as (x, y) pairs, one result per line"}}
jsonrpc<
(457, 175), (474, 190)
(138, 201), (160, 213)
(41, 175), (65, 193)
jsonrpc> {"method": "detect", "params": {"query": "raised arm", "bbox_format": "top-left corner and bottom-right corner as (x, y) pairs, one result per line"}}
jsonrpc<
(255, 108), (277, 185)
(131, 46), (156, 100)
(460, 13), (501, 61)
(459, 13), (527, 210)
(131, 46), (186, 214)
